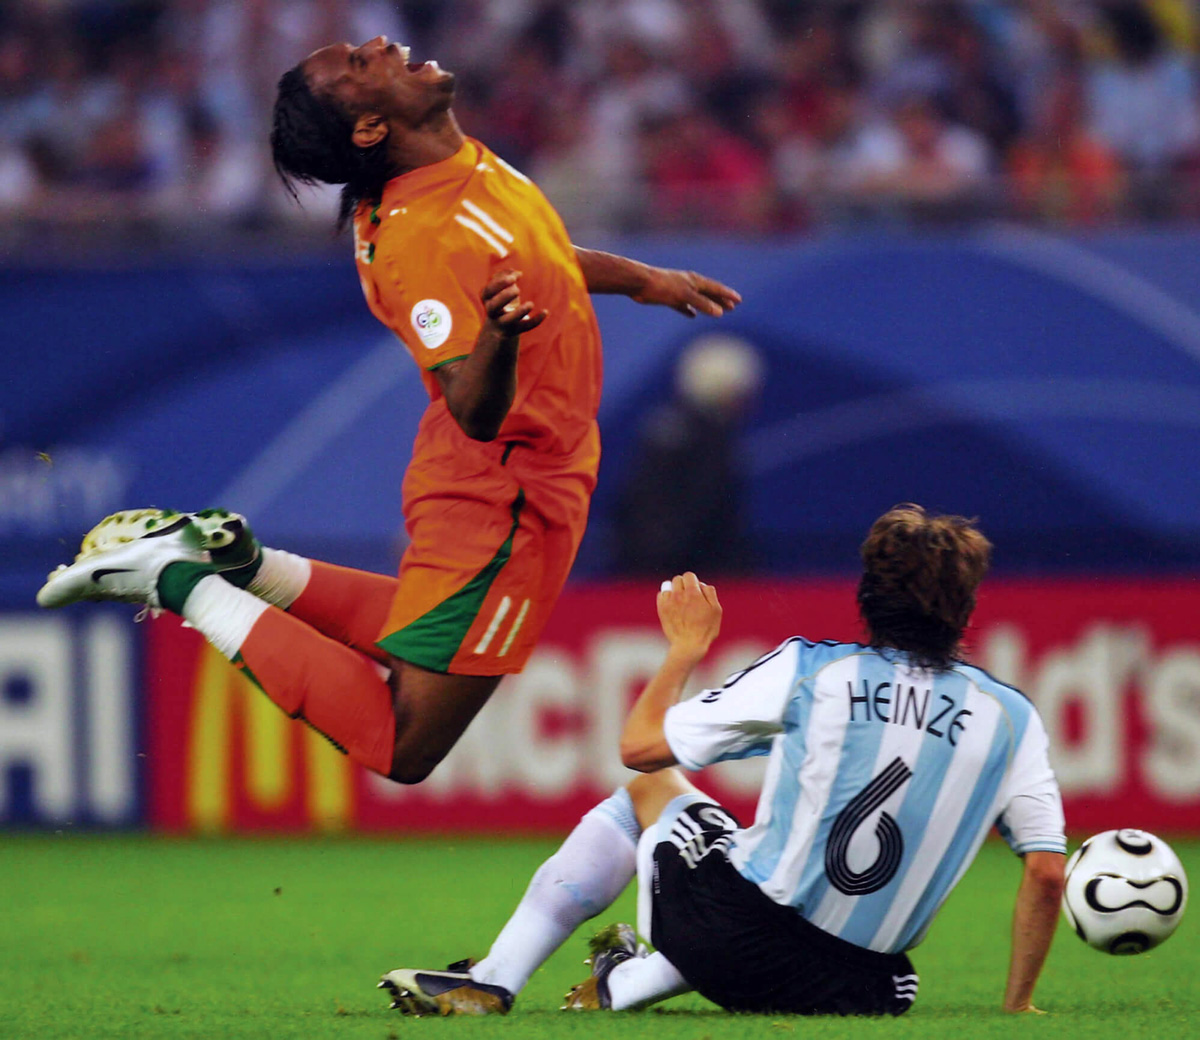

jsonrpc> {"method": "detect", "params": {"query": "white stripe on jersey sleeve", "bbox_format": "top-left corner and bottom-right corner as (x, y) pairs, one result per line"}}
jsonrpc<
(453, 213), (509, 257)
(461, 199), (515, 243)
(493, 155), (532, 183)
(995, 709), (1067, 855)
(663, 639), (801, 771)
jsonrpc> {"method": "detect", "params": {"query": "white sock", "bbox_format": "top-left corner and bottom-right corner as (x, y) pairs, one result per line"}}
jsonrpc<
(470, 788), (641, 995)
(607, 951), (692, 1010)
(181, 575), (270, 660)
(246, 547), (311, 609)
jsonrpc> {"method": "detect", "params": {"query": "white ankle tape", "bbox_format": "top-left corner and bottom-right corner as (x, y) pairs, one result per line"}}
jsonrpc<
(247, 548), (311, 609)
(182, 576), (270, 660)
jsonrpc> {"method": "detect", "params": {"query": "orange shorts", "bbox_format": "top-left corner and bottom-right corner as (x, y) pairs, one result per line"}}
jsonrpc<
(376, 428), (597, 676)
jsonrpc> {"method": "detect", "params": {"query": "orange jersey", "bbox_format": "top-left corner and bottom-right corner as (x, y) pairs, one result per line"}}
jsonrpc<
(352, 137), (603, 485)
(352, 139), (603, 673)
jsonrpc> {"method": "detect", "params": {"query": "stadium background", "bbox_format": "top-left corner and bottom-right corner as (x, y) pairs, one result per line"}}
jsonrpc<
(4, 0), (1199, 840)
(4, 3), (1200, 1034)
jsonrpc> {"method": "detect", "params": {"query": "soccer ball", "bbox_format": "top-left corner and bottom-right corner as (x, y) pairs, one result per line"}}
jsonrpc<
(1062, 829), (1188, 955)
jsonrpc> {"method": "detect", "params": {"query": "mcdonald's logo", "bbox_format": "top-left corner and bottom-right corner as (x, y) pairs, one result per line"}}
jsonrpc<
(181, 643), (352, 831)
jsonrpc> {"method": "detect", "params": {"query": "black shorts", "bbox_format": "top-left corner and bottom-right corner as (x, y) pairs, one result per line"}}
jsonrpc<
(642, 796), (918, 1016)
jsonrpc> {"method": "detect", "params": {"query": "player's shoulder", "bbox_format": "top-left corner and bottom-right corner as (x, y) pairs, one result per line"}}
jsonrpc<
(954, 660), (1030, 702)
(731, 636), (868, 689)
(470, 138), (536, 187)
(794, 636), (872, 672)
(365, 195), (499, 279)
(953, 661), (1041, 729)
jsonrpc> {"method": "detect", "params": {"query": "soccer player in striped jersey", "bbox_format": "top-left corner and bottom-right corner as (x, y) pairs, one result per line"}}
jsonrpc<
(379, 505), (1065, 1017)
(37, 37), (738, 786)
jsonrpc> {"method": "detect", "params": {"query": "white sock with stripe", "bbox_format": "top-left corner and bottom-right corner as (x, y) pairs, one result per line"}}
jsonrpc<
(469, 788), (641, 996)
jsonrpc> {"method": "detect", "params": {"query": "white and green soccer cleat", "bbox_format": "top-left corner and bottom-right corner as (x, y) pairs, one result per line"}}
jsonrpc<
(37, 509), (211, 610)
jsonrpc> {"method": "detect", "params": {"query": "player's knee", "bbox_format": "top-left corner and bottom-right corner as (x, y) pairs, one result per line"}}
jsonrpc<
(386, 752), (440, 785)
(625, 768), (696, 829)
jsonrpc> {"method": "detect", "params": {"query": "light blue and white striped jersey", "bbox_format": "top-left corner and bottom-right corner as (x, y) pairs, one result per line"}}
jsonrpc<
(664, 638), (1066, 954)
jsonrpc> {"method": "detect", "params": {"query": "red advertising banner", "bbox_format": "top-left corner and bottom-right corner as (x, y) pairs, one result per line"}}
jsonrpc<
(145, 578), (1200, 834)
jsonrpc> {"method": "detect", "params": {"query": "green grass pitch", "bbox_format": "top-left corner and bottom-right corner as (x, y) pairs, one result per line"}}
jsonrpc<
(2, 834), (1195, 1039)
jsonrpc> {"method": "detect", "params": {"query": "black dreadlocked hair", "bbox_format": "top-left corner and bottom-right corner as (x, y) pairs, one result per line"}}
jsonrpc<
(270, 64), (394, 232)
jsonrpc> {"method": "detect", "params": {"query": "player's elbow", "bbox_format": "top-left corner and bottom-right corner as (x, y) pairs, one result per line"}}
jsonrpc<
(620, 742), (657, 772)
(1025, 852), (1066, 900)
(620, 734), (675, 773)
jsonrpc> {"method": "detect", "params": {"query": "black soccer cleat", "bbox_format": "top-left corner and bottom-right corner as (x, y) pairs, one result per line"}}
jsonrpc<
(378, 966), (513, 1016)
(561, 922), (643, 1010)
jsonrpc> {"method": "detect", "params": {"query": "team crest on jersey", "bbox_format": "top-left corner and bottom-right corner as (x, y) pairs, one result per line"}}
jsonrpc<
(411, 299), (452, 349)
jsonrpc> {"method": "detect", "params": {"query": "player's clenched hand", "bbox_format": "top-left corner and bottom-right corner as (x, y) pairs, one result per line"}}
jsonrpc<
(482, 269), (548, 337)
(657, 572), (722, 661)
(633, 267), (741, 318)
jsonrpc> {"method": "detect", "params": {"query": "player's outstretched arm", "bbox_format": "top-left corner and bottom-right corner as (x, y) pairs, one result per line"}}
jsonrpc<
(435, 269), (547, 441)
(573, 246), (741, 318)
(1003, 851), (1065, 1013)
(621, 573), (722, 772)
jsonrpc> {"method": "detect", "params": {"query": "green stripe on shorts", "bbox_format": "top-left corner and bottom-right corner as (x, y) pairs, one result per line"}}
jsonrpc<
(377, 489), (526, 672)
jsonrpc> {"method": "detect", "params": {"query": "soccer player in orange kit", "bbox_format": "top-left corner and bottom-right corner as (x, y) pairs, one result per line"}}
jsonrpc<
(36, 36), (741, 786)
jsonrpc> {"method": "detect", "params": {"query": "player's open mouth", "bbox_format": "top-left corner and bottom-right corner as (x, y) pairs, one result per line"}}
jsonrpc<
(378, 38), (447, 79)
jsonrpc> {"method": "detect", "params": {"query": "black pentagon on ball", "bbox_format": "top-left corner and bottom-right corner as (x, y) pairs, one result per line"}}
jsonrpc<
(1108, 931), (1150, 955)
(1115, 830), (1153, 855)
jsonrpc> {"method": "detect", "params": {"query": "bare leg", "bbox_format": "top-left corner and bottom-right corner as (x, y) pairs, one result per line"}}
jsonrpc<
(385, 657), (502, 783)
(626, 768), (705, 829)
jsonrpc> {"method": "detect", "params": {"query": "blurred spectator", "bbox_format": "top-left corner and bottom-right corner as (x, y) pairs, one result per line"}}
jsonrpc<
(761, 76), (871, 227)
(1008, 70), (1125, 225)
(941, 12), (1021, 154)
(640, 105), (772, 232)
(0, 28), (37, 208)
(1087, 1), (1200, 214)
(4, 0), (1200, 240)
(842, 93), (992, 221)
(860, 1), (957, 108)
(613, 334), (764, 578)
(580, 32), (691, 217)
(530, 90), (633, 237)
(473, 40), (560, 171)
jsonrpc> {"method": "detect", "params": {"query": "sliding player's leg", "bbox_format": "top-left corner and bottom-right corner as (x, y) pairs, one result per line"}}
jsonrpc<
(380, 782), (645, 1016)
(562, 769), (700, 1012)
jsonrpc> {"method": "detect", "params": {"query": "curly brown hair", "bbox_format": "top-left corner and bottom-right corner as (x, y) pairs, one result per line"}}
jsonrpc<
(856, 504), (992, 671)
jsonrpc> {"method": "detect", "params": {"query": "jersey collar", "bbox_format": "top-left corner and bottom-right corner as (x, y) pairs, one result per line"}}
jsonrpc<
(383, 138), (480, 202)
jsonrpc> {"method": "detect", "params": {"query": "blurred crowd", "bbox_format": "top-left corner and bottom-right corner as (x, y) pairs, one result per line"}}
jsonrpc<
(4, 0), (1200, 242)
